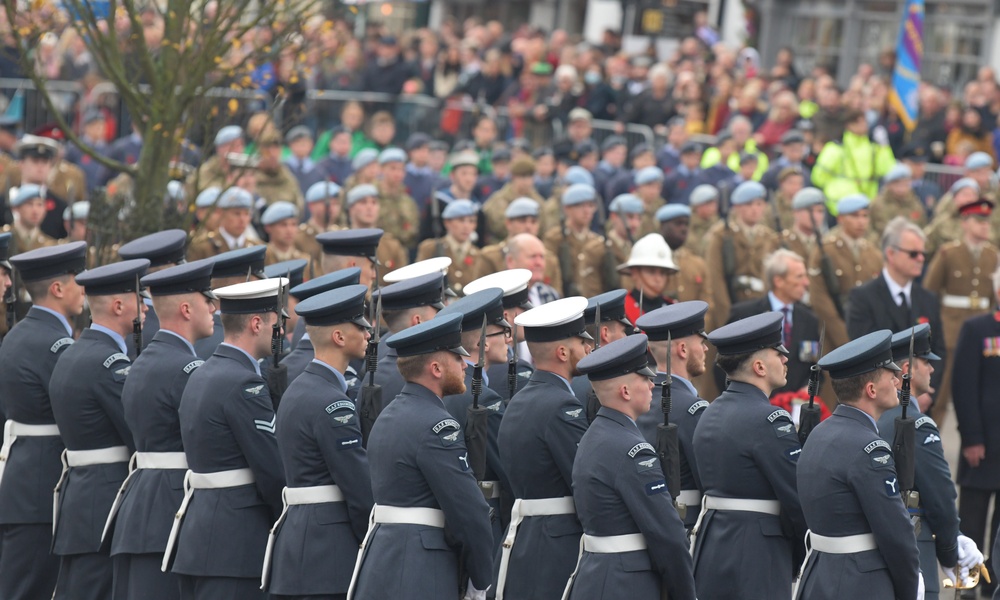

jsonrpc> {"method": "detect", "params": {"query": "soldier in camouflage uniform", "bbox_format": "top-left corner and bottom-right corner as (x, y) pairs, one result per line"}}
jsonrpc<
(481, 156), (545, 243)
(255, 133), (304, 209)
(871, 163), (927, 235)
(475, 198), (563, 296)
(633, 166), (667, 237)
(296, 181), (342, 265)
(187, 187), (263, 262)
(542, 184), (614, 299)
(416, 200), (482, 295)
(343, 184), (407, 285)
(374, 148), (420, 251)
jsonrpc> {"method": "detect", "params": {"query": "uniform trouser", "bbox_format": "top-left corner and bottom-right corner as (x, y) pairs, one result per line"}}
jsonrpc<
(959, 487), (1000, 594)
(54, 552), (113, 600)
(113, 553), (182, 600)
(272, 595), (345, 600)
(177, 575), (267, 600)
(0, 523), (59, 600)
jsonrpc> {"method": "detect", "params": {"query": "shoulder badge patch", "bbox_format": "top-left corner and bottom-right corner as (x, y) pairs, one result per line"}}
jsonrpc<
(561, 407), (584, 420)
(864, 439), (891, 454)
(923, 432), (941, 445)
(884, 476), (899, 496)
(103, 353), (130, 368)
(50, 337), (74, 353)
(182, 360), (204, 374)
(784, 446), (802, 462)
(243, 384), (266, 398)
(914, 416), (936, 430)
(486, 401), (503, 412)
(635, 455), (658, 473)
(111, 365), (131, 383)
(254, 415), (276, 433)
(628, 442), (655, 458)
(688, 400), (709, 415)
(767, 409), (792, 423)
(337, 435), (362, 450)
(773, 421), (796, 438)
(325, 400), (356, 414)
(871, 453), (894, 469)
(645, 479), (668, 496)
(432, 419), (460, 434)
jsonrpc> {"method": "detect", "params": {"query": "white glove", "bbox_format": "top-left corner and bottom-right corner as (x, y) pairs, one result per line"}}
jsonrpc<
(945, 565), (976, 588)
(463, 580), (488, 600)
(872, 125), (889, 146)
(917, 570), (924, 600)
(958, 534), (984, 571)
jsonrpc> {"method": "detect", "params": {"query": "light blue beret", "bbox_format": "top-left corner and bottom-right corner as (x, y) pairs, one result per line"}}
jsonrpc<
(883, 163), (912, 183)
(561, 183), (598, 207)
(564, 166), (595, 186)
(346, 184), (379, 208)
(62, 201), (89, 221)
(195, 187), (222, 208)
(378, 147), (407, 164)
(306, 181), (342, 204)
(352, 148), (380, 171)
(608, 194), (643, 215)
(656, 203), (692, 223)
(730, 181), (766, 206)
(791, 187), (826, 210)
(634, 166), (665, 186)
(950, 177), (980, 195)
(837, 194), (871, 215)
(261, 201), (299, 225)
(216, 187), (253, 210)
(214, 125), (243, 146)
(965, 151), (993, 170)
(505, 198), (540, 219)
(11, 184), (43, 207)
(689, 184), (719, 207)
(442, 199), (478, 220)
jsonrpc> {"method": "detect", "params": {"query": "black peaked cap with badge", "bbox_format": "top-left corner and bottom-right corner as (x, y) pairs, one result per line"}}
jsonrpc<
(75, 258), (150, 296)
(889, 324), (941, 363)
(386, 312), (469, 357)
(265, 259), (309, 289)
(374, 272), (447, 311)
(9, 241), (88, 281)
(289, 267), (361, 302)
(584, 289), (633, 329)
(514, 296), (593, 343)
(437, 288), (510, 332)
(0, 231), (11, 270)
(818, 330), (901, 380)
(117, 229), (188, 266)
(636, 301), (709, 341)
(295, 284), (371, 328)
(707, 312), (787, 356)
(140, 259), (216, 298)
(316, 228), (384, 258)
(577, 333), (656, 381)
(209, 246), (267, 279)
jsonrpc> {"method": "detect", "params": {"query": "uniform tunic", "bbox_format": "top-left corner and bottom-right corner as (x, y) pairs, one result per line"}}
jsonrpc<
(49, 326), (136, 600)
(704, 220), (781, 330)
(111, 330), (203, 600)
(664, 248), (714, 327)
(416, 235), (481, 295)
(496, 370), (588, 600)
(279, 334), (314, 384)
(376, 185), (421, 250)
(269, 360), (373, 597)
(871, 189), (928, 234)
(542, 226), (614, 299)
(0, 307), (74, 599)
(171, 344), (284, 594)
(691, 381), (806, 600)
(352, 382), (494, 598)
(796, 405), (920, 600)
(481, 184), (546, 242)
(566, 407), (696, 600)
(807, 231), (883, 349)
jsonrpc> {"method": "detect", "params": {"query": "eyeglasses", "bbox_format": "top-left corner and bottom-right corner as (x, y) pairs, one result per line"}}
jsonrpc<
(892, 246), (926, 260)
(486, 327), (512, 340)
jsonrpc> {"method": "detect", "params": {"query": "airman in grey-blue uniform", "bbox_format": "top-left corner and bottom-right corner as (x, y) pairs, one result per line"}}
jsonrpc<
(691, 312), (806, 599)
(437, 288), (512, 547)
(164, 277), (288, 599)
(192, 246), (267, 360)
(495, 296), (593, 600)
(264, 284), (375, 599)
(49, 259), (149, 600)
(281, 268), (362, 383)
(878, 324), (983, 599)
(349, 313), (494, 600)
(796, 330), (920, 600)
(0, 242), (87, 600)
(569, 289), (633, 420)
(563, 334), (696, 600)
(635, 301), (711, 529)
(107, 260), (218, 600)
(118, 229), (189, 351)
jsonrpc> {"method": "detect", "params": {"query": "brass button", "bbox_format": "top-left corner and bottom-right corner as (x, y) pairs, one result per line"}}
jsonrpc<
(974, 267), (981, 274)
(577, 253), (585, 261)
(955, 270), (963, 278)
(835, 269), (843, 276)
(455, 270), (463, 278)
(972, 279), (979, 285)
(855, 265), (862, 272)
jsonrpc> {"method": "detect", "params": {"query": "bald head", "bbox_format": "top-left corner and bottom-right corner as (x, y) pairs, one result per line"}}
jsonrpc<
(505, 233), (547, 284)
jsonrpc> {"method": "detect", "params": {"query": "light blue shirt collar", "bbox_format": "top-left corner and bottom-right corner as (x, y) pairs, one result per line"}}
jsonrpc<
(843, 404), (879, 433)
(551, 372), (574, 395)
(656, 371), (699, 396)
(91, 323), (128, 355)
(158, 328), (197, 356)
(465, 359), (489, 386)
(221, 343), (262, 376)
(768, 292), (793, 322)
(33, 305), (73, 336)
(311, 358), (347, 393)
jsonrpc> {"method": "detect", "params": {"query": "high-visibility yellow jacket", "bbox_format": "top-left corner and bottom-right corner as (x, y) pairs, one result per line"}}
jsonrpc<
(811, 132), (896, 215)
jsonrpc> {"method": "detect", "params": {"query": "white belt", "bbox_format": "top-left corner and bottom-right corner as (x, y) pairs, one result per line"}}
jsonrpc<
(496, 496), (577, 600)
(101, 452), (189, 544)
(942, 294), (991, 310)
(678, 489), (702, 508)
(736, 275), (766, 293)
(347, 504), (448, 599)
(0, 420), (60, 489)
(53, 446), (130, 536)
(161, 468), (256, 572)
(261, 485), (345, 590)
(562, 533), (649, 600)
(689, 495), (782, 556)
(794, 531), (878, 600)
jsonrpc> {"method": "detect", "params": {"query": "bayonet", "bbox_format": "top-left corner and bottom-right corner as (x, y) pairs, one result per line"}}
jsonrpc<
(271, 278), (285, 367)
(663, 330), (672, 425)
(902, 326), (915, 420)
(132, 274), (143, 357)
(473, 314), (486, 409)
(508, 320), (519, 401)
(367, 292), (382, 387)
(594, 302), (602, 350)
(638, 287), (644, 318)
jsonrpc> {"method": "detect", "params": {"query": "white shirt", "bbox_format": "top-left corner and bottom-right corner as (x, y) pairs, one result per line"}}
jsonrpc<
(882, 268), (912, 307)
(217, 227), (248, 251)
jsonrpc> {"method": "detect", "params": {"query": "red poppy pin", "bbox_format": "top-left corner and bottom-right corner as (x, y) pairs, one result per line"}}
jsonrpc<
(994, 311), (1000, 322)
(45, 199), (55, 211)
(695, 275), (702, 284)
(386, 261), (394, 269)
(916, 316), (929, 325)
(402, 222), (411, 231)
(464, 256), (474, 266)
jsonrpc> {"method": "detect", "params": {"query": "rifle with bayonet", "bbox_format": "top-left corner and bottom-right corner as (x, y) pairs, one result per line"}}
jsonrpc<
(266, 278), (289, 410)
(558, 208), (580, 297)
(719, 181), (738, 304)
(507, 321), (519, 402)
(466, 315), (491, 498)
(132, 274), (143, 357)
(798, 327), (824, 446)
(808, 209), (843, 319)
(656, 330), (683, 517)
(4, 264), (15, 335)
(359, 289), (382, 446)
(767, 189), (787, 248)
(893, 327), (919, 532)
(585, 303), (602, 423)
